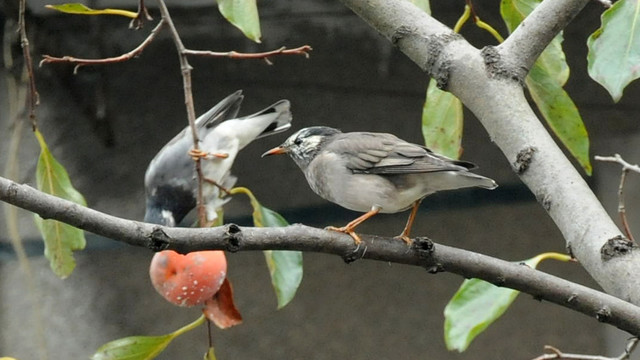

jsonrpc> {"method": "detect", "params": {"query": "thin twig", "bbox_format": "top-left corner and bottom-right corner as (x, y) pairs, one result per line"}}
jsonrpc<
(596, 154), (640, 174)
(156, 0), (207, 227)
(532, 338), (639, 360)
(184, 45), (312, 64)
(595, 154), (639, 242)
(618, 169), (634, 242)
(130, 0), (153, 29)
(40, 19), (165, 73)
(3, 18), (47, 360)
(17, 0), (39, 130)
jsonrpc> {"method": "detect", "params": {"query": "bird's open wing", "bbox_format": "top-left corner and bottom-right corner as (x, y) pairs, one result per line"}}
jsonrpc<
(332, 132), (475, 175)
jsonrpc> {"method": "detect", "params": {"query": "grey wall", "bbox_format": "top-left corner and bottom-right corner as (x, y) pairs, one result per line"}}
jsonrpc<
(1, 1), (639, 359)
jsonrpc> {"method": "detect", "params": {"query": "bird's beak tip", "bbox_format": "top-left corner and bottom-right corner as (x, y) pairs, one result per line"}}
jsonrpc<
(261, 146), (287, 158)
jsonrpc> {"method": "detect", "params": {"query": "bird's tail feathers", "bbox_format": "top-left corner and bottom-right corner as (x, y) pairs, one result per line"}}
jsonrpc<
(199, 90), (244, 129)
(461, 172), (498, 190)
(247, 100), (292, 140)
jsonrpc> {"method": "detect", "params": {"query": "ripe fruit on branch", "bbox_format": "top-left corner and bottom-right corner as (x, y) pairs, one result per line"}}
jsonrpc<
(149, 250), (227, 307)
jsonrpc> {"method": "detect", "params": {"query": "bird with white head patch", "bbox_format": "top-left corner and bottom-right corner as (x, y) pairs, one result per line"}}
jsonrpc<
(263, 126), (496, 244)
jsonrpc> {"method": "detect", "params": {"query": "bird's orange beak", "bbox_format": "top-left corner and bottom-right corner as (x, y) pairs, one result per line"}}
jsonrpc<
(261, 146), (288, 157)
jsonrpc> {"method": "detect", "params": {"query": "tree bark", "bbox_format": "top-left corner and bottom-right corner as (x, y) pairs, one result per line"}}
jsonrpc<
(337, 0), (640, 304)
(1, 175), (640, 335)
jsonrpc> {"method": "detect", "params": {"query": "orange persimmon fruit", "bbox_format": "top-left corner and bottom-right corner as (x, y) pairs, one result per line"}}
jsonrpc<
(149, 250), (227, 307)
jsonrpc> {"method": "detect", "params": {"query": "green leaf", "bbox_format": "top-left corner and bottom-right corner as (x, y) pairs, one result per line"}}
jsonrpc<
(444, 257), (544, 352)
(500, 0), (540, 34)
(409, 0), (431, 14)
(255, 206), (303, 309)
(587, 0), (640, 102)
(217, 0), (261, 43)
(230, 187), (303, 309)
(422, 79), (463, 159)
(34, 130), (86, 278)
(91, 334), (174, 360)
(263, 249), (303, 309)
(92, 314), (206, 360)
(501, 0), (569, 86)
(45, 3), (138, 18)
(526, 63), (591, 175)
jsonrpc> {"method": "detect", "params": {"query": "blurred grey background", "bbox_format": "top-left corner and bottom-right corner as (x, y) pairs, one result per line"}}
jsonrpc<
(1, 0), (639, 359)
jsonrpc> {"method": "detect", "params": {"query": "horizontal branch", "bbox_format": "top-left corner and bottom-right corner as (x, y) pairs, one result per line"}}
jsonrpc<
(183, 45), (312, 64)
(1, 175), (640, 335)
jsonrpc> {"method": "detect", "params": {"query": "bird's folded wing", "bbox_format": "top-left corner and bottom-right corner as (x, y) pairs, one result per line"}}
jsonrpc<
(335, 133), (473, 175)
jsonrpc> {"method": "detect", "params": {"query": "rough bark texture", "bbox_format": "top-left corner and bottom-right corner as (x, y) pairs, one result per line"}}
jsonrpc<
(338, 0), (640, 304)
(1, 175), (640, 335)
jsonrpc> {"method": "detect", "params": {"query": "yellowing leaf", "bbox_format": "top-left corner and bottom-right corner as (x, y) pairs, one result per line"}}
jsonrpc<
(422, 79), (463, 159)
(587, 0), (640, 102)
(217, 0), (261, 43)
(46, 3), (138, 18)
(34, 130), (86, 278)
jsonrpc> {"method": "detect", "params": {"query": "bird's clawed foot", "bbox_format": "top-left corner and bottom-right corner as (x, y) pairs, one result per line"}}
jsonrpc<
(325, 225), (362, 245)
(189, 148), (229, 161)
(394, 234), (413, 245)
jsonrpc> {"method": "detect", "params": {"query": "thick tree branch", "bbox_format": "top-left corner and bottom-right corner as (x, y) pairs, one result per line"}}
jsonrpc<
(499, 0), (591, 74)
(2, 176), (640, 335)
(337, 0), (640, 305)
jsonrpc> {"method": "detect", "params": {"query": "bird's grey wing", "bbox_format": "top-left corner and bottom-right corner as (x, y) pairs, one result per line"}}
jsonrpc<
(144, 133), (193, 190)
(198, 90), (244, 131)
(334, 132), (473, 175)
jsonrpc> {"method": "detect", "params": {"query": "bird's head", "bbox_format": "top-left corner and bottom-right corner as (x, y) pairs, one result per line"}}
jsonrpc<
(262, 126), (342, 169)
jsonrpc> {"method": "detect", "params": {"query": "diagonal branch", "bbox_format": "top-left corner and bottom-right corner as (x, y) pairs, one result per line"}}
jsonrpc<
(1, 175), (640, 336)
(499, 0), (591, 74)
(337, 0), (640, 306)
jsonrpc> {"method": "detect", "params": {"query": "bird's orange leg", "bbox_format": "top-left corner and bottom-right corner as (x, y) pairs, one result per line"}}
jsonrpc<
(188, 148), (229, 161)
(326, 207), (381, 245)
(395, 199), (423, 244)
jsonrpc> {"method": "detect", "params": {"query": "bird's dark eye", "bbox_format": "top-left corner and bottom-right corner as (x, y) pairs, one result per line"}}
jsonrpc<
(293, 138), (303, 145)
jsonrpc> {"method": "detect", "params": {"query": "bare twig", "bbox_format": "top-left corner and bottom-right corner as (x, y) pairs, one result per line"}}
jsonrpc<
(532, 338), (639, 360)
(596, 154), (640, 174)
(156, 0), (207, 226)
(183, 45), (312, 64)
(595, 154), (639, 242)
(40, 19), (165, 73)
(130, 0), (154, 29)
(3, 18), (47, 360)
(1, 175), (640, 336)
(17, 0), (39, 130)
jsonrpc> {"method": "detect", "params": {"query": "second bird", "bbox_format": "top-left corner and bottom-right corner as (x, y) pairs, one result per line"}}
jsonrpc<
(263, 126), (497, 244)
(145, 91), (292, 226)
